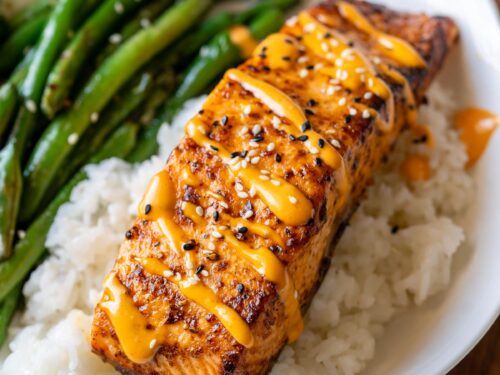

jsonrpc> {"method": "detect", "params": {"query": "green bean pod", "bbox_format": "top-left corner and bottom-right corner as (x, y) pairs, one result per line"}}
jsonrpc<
(234, 0), (299, 23)
(41, 0), (144, 119)
(21, 0), (212, 223)
(7, 0), (55, 30)
(0, 84), (18, 144)
(0, 11), (49, 74)
(0, 122), (138, 302)
(0, 284), (21, 347)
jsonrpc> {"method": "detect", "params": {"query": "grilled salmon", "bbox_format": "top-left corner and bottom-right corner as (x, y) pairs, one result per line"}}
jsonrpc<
(91, 1), (458, 374)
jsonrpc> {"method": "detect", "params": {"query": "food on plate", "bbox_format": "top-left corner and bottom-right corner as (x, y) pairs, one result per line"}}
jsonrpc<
(90, 1), (459, 373)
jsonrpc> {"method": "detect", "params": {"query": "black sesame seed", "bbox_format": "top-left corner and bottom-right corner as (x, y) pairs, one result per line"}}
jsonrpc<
(269, 245), (282, 254)
(275, 154), (282, 162)
(213, 211), (219, 221)
(195, 265), (204, 274)
(307, 99), (318, 107)
(198, 109), (205, 114)
(125, 230), (132, 239)
(348, 41), (354, 47)
(262, 66), (270, 72)
(306, 64), (314, 70)
(315, 157), (323, 166)
(324, 32), (332, 39)
(412, 135), (428, 144)
(345, 115), (352, 124)
(236, 283), (245, 294)
(289, 134), (296, 141)
(144, 204), (152, 215)
(285, 38), (294, 44)
(240, 150), (248, 158)
(305, 108), (315, 116)
(221, 115), (228, 125)
(298, 135), (309, 142)
(238, 226), (248, 234)
(354, 97), (362, 103)
(259, 53), (267, 59)
(231, 151), (240, 158)
(391, 225), (399, 234)
(282, 56), (291, 61)
(301, 121), (311, 132)
(183, 242), (196, 251)
(210, 145), (219, 151)
(252, 136), (264, 143)
(318, 138), (325, 148)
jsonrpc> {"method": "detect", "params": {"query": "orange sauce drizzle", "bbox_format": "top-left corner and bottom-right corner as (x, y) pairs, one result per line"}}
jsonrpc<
(182, 202), (303, 342)
(227, 69), (344, 170)
(254, 33), (300, 69)
(400, 154), (431, 182)
(337, 1), (427, 68)
(185, 118), (314, 226)
(454, 108), (499, 168)
(229, 25), (258, 58)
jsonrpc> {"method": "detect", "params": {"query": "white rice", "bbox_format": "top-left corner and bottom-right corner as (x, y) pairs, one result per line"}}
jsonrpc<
(0, 83), (473, 374)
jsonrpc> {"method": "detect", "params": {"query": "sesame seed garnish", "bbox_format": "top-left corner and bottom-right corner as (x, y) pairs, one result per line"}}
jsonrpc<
(195, 265), (204, 275)
(275, 154), (282, 162)
(301, 121), (311, 132)
(259, 174), (270, 180)
(17, 230), (26, 239)
(235, 182), (244, 191)
(201, 270), (209, 277)
(90, 112), (99, 123)
(349, 107), (357, 116)
(249, 186), (257, 197)
(289, 196), (298, 204)
(271, 179), (281, 186)
(237, 191), (249, 199)
(364, 91), (373, 99)
(252, 135), (264, 143)
(208, 242), (216, 251)
(140, 18), (151, 28)
(67, 133), (79, 145)
(195, 206), (204, 216)
(212, 230), (223, 239)
(163, 270), (173, 278)
(266, 143), (275, 152)
(242, 210), (254, 219)
(144, 204), (152, 215)
(373, 56), (382, 64)
(183, 242), (196, 251)
(241, 160), (248, 168)
(249, 141), (259, 148)
(345, 115), (352, 124)
(297, 56), (309, 64)
(307, 99), (318, 107)
(240, 150), (248, 158)
(330, 39), (339, 47)
(231, 151), (239, 158)
(315, 157), (322, 166)
(238, 226), (248, 234)
(213, 211), (219, 221)
(331, 139), (341, 148)
(272, 116), (281, 128)
(109, 33), (122, 44)
(335, 58), (343, 67)
(298, 135), (309, 142)
(25, 100), (37, 113)
(220, 201), (229, 209)
(149, 339), (157, 349)
(210, 145), (219, 152)
(318, 138), (325, 148)
(252, 124), (262, 135)
(299, 69), (309, 78)
(237, 283), (245, 294)
(125, 230), (132, 239)
(321, 42), (329, 52)
(114, 2), (124, 14)
(243, 105), (251, 115)
(304, 23), (316, 32)
(338, 97), (346, 106)
(248, 150), (258, 157)
(310, 146), (319, 154)
(221, 115), (228, 125)
(240, 126), (249, 135)
(362, 109), (371, 119)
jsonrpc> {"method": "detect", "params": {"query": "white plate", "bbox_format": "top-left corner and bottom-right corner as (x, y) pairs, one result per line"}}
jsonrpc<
(355, 0), (500, 374)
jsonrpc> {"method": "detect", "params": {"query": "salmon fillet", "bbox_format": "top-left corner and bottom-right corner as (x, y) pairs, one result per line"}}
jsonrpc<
(91, 1), (458, 374)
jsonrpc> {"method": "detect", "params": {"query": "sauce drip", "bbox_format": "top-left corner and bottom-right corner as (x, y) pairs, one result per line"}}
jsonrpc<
(337, 1), (427, 68)
(229, 25), (258, 58)
(227, 69), (344, 169)
(185, 118), (314, 226)
(137, 257), (254, 348)
(182, 202), (303, 342)
(454, 108), (499, 168)
(401, 155), (431, 182)
(254, 33), (300, 69)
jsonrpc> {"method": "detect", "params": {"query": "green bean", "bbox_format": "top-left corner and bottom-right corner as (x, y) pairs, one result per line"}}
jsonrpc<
(21, 0), (212, 223)
(21, 0), (86, 104)
(41, 0), (144, 119)
(126, 118), (164, 163)
(0, 122), (138, 302)
(0, 84), (18, 143)
(164, 8), (284, 121)
(0, 16), (8, 43)
(234, 0), (298, 23)
(0, 284), (21, 347)
(0, 11), (49, 74)
(8, 0), (55, 30)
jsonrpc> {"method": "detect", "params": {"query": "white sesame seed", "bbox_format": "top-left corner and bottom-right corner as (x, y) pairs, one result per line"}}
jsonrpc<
(318, 14), (328, 23)
(364, 91), (373, 99)
(310, 146), (319, 154)
(266, 142), (275, 152)
(67, 133), (79, 145)
(338, 97), (346, 106)
(289, 196), (298, 204)
(241, 160), (248, 168)
(252, 124), (262, 135)
(185, 257), (193, 270)
(304, 23), (316, 32)
(286, 16), (298, 27)
(237, 192), (249, 199)
(201, 270), (209, 277)
(321, 42), (329, 52)
(175, 272), (181, 280)
(212, 230), (223, 239)
(195, 206), (204, 216)
(331, 139), (341, 148)
(243, 105), (252, 115)
(315, 63), (324, 70)
(17, 230), (26, 239)
(140, 18), (151, 28)
(271, 179), (281, 186)
(272, 116), (281, 128)
(355, 67), (366, 74)
(330, 39), (339, 47)
(259, 174), (270, 180)
(326, 52), (335, 60)
(243, 210), (254, 219)
(149, 339), (157, 349)
(219, 225), (228, 230)
(349, 107), (357, 116)
(379, 37), (394, 49)
(109, 33), (122, 44)
(251, 156), (260, 164)
(297, 56), (308, 64)
(240, 126), (248, 135)
(248, 149), (257, 157)
(90, 112), (99, 123)
(220, 201), (229, 209)
(299, 69), (309, 78)
(341, 48), (353, 58)
(249, 186), (257, 197)
(114, 1), (124, 14)
(330, 78), (340, 84)
(373, 56), (382, 64)
(335, 58), (343, 67)
(208, 242), (216, 251)
(326, 85), (339, 96)
(340, 70), (349, 80)
(232, 162), (241, 170)
(368, 77), (374, 87)
(260, 169), (270, 175)
(362, 109), (371, 119)
(163, 270), (174, 278)
(249, 141), (259, 148)
(181, 201), (187, 210)
(25, 100), (37, 113)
